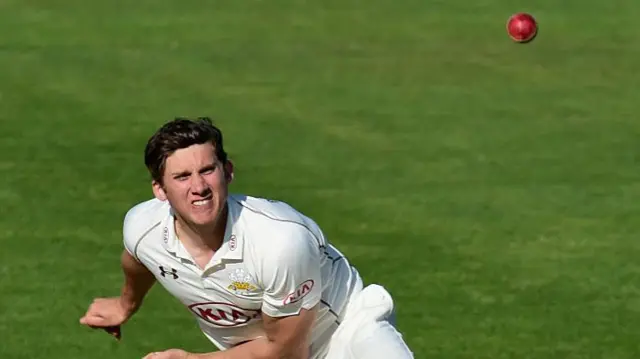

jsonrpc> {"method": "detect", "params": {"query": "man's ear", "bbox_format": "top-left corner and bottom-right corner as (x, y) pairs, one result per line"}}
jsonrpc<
(152, 180), (168, 201)
(225, 160), (235, 184)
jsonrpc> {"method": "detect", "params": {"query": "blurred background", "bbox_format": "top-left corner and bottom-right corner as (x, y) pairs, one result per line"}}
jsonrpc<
(1, 1), (640, 358)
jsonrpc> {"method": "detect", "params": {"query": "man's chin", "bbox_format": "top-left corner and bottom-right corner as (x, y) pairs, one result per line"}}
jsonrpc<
(189, 216), (217, 227)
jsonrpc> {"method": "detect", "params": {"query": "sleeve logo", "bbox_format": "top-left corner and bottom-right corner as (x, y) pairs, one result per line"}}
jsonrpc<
(283, 279), (315, 305)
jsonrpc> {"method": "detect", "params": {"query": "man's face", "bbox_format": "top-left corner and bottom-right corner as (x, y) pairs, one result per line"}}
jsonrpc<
(152, 143), (233, 227)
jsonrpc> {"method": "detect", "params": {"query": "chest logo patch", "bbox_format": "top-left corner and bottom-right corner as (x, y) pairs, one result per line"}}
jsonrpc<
(228, 268), (258, 295)
(189, 302), (260, 327)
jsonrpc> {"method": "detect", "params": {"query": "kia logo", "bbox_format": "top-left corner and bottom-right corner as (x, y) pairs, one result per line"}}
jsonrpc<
(189, 302), (260, 327)
(283, 280), (314, 305)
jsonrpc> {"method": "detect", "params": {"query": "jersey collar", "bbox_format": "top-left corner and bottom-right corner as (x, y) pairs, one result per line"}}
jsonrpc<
(217, 197), (244, 261)
(160, 198), (244, 262)
(160, 207), (191, 260)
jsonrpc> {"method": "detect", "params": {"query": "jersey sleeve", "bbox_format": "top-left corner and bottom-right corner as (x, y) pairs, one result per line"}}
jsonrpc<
(260, 226), (323, 318)
(122, 206), (141, 261)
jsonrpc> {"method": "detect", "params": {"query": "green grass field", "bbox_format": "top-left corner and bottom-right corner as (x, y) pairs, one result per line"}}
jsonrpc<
(2, 1), (640, 358)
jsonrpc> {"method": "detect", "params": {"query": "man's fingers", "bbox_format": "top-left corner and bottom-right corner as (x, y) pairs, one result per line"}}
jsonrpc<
(80, 315), (121, 335)
(79, 316), (94, 325)
(79, 315), (103, 326)
(79, 315), (106, 326)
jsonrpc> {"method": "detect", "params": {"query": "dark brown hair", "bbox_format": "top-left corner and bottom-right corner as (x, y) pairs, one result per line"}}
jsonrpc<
(144, 117), (228, 183)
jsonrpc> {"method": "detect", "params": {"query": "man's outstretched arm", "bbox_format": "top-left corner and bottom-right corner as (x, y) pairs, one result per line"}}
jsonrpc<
(80, 250), (156, 337)
(119, 249), (157, 314)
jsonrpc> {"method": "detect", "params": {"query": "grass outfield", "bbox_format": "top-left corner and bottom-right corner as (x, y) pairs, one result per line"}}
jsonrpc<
(2, 1), (640, 358)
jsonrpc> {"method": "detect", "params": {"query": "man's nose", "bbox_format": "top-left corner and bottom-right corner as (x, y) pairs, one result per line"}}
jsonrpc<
(191, 175), (209, 194)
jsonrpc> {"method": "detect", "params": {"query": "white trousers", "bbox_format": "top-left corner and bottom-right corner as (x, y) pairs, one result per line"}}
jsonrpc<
(324, 284), (414, 359)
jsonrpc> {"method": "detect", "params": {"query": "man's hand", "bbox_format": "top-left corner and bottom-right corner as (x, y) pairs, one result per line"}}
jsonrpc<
(142, 349), (190, 359)
(79, 297), (133, 340)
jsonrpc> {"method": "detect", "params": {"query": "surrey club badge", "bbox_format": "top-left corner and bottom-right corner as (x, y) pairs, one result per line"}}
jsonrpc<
(227, 268), (258, 295)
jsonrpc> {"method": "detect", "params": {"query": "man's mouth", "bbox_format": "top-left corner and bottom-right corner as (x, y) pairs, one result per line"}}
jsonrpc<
(192, 197), (213, 207)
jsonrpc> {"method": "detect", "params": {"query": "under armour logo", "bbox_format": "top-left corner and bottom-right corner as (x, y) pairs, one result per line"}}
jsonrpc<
(159, 266), (178, 279)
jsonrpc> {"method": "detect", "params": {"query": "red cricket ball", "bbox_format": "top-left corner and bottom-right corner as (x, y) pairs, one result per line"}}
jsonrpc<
(507, 13), (538, 43)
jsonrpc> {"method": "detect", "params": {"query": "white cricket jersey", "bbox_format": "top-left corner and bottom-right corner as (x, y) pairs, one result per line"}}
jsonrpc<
(122, 194), (363, 359)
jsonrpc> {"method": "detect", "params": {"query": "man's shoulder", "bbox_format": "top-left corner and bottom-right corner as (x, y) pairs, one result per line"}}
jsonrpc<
(123, 198), (169, 242)
(229, 194), (326, 248)
(230, 194), (310, 227)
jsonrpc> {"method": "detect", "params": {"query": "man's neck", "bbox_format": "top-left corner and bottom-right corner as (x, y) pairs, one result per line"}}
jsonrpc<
(174, 205), (228, 255)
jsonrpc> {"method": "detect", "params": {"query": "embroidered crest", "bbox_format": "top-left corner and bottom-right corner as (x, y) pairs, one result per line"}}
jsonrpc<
(227, 268), (258, 295)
